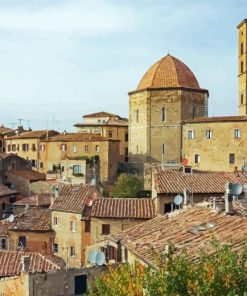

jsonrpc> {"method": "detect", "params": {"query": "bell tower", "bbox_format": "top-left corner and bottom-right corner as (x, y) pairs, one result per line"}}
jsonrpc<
(237, 19), (247, 115)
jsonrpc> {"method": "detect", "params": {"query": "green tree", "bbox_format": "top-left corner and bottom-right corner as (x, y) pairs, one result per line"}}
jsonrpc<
(93, 239), (247, 296)
(111, 174), (142, 198)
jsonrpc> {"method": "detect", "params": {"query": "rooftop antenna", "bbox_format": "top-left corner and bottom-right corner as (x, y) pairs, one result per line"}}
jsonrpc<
(26, 120), (31, 129)
(18, 118), (24, 126)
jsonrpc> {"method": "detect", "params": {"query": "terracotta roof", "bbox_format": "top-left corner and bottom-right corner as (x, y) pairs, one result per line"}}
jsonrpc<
(14, 194), (51, 207)
(0, 251), (65, 277)
(6, 207), (52, 232)
(137, 54), (201, 91)
(74, 118), (128, 128)
(83, 111), (121, 118)
(0, 126), (13, 135)
(183, 115), (247, 123)
(0, 153), (24, 160)
(42, 133), (119, 142)
(91, 198), (155, 219)
(50, 184), (102, 214)
(110, 205), (247, 268)
(0, 184), (18, 197)
(7, 130), (59, 140)
(154, 168), (247, 194)
(8, 169), (46, 181)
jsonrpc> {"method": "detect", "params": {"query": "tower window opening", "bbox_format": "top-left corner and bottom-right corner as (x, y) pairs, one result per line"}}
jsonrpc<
(136, 109), (139, 123)
(241, 61), (244, 74)
(161, 107), (166, 122)
(241, 94), (244, 105)
(241, 42), (244, 55)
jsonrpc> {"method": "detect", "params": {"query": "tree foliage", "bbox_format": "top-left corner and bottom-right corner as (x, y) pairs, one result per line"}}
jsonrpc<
(111, 174), (142, 198)
(93, 239), (247, 296)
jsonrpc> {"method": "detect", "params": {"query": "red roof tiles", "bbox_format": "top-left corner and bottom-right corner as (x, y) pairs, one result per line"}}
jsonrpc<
(50, 184), (102, 214)
(42, 133), (119, 142)
(183, 115), (247, 123)
(0, 184), (18, 197)
(0, 251), (65, 277)
(14, 194), (51, 207)
(7, 130), (59, 139)
(154, 168), (247, 194)
(8, 169), (46, 181)
(91, 198), (155, 219)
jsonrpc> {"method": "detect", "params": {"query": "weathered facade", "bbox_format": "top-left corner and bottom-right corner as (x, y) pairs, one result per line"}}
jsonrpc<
(128, 54), (208, 164)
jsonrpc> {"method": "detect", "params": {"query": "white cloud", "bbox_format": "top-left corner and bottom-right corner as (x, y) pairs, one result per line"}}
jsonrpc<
(0, 0), (136, 35)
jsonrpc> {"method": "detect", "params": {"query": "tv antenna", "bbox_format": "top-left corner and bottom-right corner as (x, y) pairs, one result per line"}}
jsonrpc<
(18, 118), (24, 126)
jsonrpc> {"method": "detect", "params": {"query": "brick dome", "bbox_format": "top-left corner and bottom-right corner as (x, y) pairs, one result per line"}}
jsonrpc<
(137, 54), (200, 90)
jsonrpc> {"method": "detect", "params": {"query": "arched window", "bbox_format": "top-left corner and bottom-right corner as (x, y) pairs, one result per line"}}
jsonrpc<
(60, 144), (67, 151)
(84, 145), (88, 153)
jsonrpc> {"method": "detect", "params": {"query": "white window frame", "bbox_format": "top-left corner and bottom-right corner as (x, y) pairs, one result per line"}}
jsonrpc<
(195, 154), (200, 164)
(234, 129), (241, 139)
(70, 221), (76, 232)
(54, 217), (59, 226)
(188, 130), (194, 140)
(206, 130), (212, 139)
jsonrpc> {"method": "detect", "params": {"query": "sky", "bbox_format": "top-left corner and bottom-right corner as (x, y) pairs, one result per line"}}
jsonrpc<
(0, 0), (246, 131)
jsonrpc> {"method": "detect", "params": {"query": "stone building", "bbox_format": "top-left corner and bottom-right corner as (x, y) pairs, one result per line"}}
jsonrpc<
(128, 54), (208, 164)
(74, 111), (128, 162)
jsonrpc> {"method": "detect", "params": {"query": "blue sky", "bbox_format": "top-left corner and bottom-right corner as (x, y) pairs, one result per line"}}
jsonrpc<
(0, 0), (246, 131)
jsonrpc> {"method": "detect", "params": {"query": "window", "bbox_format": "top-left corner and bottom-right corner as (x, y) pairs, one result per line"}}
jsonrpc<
(241, 42), (244, 55)
(108, 132), (113, 138)
(95, 145), (100, 153)
(73, 144), (77, 153)
(54, 217), (59, 225)
(192, 106), (196, 118)
(9, 196), (16, 203)
(32, 144), (36, 151)
(70, 221), (76, 232)
(102, 224), (110, 235)
(241, 61), (244, 73)
(11, 162), (16, 170)
(162, 143), (165, 154)
(164, 203), (174, 214)
(136, 109), (139, 123)
(234, 129), (241, 138)
(241, 94), (244, 105)
(73, 165), (81, 174)
(70, 246), (75, 256)
(12, 144), (16, 152)
(18, 236), (26, 248)
(60, 144), (67, 151)
(61, 166), (64, 172)
(53, 243), (58, 253)
(97, 119), (102, 123)
(195, 154), (200, 164)
(2, 203), (5, 210)
(125, 133), (128, 141)
(74, 275), (87, 295)
(229, 153), (235, 164)
(188, 130), (194, 140)
(40, 162), (43, 169)
(85, 220), (91, 233)
(22, 144), (29, 152)
(84, 145), (88, 153)
(161, 107), (166, 122)
(0, 239), (6, 249)
(39, 144), (45, 151)
(206, 130), (212, 139)
(31, 160), (37, 168)
(7, 145), (11, 152)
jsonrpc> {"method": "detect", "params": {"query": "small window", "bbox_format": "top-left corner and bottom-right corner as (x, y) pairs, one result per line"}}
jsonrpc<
(161, 107), (166, 122)
(84, 145), (88, 153)
(162, 143), (165, 154)
(9, 196), (16, 203)
(31, 160), (37, 168)
(18, 236), (26, 248)
(241, 61), (244, 74)
(61, 166), (64, 172)
(85, 220), (91, 233)
(12, 144), (16, 152)
(53, 243), (58, 253)
(54, 217), (59, 226)
(11, 162), (16, 170)
(136, 109), (139, 123)
(241, 42), (244, 55)
(73, 165), (81, 174)
(102, 224), (110, 235)
(2, 202), (5, 210)
(0, 238), (6, 249)
(73, 144), (77, 153)
(32, 144), (36, 151)
(7, 144), (11, 152)
(188, 130), (194, 140)
(164, 203), (174, 214)
(22, 144), (29, 152)
(125, 147), (128, 156)
(70, 247), (75, 256)
(108, 132), (113, 138)
(229, 153), (235, 164)
(60, 144), (67, 151)
(234, 129), (241, 138)
(70, 221), (76, 232)
(192, 106), (196, 118)
(97, 119), (102, 123)
(241, 94), (244, 105)
(206, 130), (212, 139)
(40, 162), (43, 169)
(39, 144), (45, 151)
(125, 133), (128, 141)
(95, 145), (100, 153)
(195, 154), (200, 164)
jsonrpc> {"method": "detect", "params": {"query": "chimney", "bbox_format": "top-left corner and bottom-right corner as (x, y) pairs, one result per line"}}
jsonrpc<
(22, 255), (30, 272)
(225, 183), (234, 214)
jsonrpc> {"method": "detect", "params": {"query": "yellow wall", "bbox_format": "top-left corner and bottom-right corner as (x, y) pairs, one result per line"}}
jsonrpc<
(129, 89), (208, 163)
(238, 20), (247, 115)
(51, 210), (90, 268)
(182, 120), (247, 171)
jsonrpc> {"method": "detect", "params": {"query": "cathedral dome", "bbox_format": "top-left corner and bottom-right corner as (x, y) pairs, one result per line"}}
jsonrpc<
(137, 54), (200, 91)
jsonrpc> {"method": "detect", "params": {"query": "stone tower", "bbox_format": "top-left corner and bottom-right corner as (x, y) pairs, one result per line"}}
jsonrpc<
(237, 19), (247, 115)
(128, 54), (209, 164)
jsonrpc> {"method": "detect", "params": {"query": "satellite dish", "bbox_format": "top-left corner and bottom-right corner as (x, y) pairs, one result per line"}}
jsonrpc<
(88, 250), (97, 265)
(174, 195), (183, 205)
(51, 185), (58, 193)
(95, 251), (105, 266)
(233, 184), (243, 195)
(242, 165), (247, 172)
(8, 214), (14, 223)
